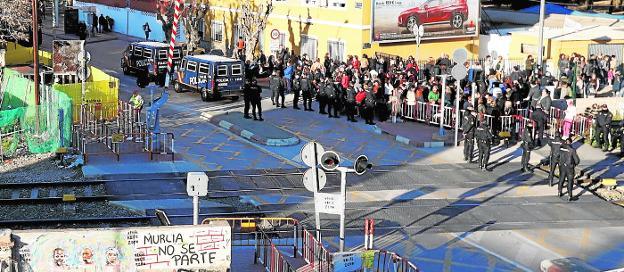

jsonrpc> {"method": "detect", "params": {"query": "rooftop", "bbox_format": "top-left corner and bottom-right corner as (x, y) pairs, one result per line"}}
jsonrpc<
(187, 54), (241, 63)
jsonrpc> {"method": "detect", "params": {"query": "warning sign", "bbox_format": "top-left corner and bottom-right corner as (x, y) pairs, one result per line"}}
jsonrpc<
(314, 193), (343, 215)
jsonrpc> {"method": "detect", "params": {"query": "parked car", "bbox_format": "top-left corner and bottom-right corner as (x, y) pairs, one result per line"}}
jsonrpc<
(397, 0), (469, 31)
(172, 54), (245, 101)
(121, 41), (184, 87)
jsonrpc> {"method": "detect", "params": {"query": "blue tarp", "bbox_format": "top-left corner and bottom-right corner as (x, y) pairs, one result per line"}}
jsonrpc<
(520, 3), (574, 15)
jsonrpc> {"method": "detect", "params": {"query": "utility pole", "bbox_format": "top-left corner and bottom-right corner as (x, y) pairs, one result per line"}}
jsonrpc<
(537, 0), (546, 73)
(32, 0), (40, 131)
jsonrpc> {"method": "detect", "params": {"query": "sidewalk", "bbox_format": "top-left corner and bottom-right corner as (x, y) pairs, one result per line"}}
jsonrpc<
(201, 111), (300, 146)
(40, 14), (118, 44)
(375, 120), (460, 147)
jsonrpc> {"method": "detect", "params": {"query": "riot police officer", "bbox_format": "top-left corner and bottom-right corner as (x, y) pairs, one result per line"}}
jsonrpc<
(345, 82), (357, 122)
(558, 138), (580, 201)
(249, 79), (263, 121)
(324, 78), (338, 118)
(363, 85), (376, 125)
(595, 104), (613, 151)
(462, 107), (477, 163)
(243, 80), (253, 119)
(292, 73), (302, 110)
(318, 78), (328, 114)
(475, 122), (494, 171)
(531, 105), (548, 147)
(269, 71), (284, 107)
(521, 123), (534, 173)
(618, 120), (624, 156)
(548, 132), (563, 186)
(300, 72), (314, 111)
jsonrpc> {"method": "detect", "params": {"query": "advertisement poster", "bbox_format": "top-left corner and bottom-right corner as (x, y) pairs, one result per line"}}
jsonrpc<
(53, 40), (85, 75)
(372, 0), (480, 43)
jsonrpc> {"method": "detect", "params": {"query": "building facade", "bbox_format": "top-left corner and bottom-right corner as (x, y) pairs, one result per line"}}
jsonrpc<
(203, 0), (479, 61)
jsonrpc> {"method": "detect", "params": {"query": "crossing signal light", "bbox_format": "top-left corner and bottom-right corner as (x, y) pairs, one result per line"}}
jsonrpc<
(354, 155), (372, 175)
(320, 151), (340, 171)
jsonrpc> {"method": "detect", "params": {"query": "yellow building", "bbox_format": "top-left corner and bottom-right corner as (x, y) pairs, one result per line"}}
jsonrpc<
(203, 0), (479, 61)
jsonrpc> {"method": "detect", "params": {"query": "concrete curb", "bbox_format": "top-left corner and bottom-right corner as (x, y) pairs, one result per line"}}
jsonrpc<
(373, 125), (455, 148)
(201, 112), (300, 147)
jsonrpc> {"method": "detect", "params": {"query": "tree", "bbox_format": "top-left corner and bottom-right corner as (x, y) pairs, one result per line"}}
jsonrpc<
(240, 0), (273, 60)
(181, 0), (209, 53)
(156, 0), (175, 43)
(0, 0), (34, 45)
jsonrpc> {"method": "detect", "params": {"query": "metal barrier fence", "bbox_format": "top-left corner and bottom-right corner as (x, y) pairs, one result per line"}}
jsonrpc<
(400, 101), (594, 142)
(201, 217), (420, 272)
(146, 132), (175, 161)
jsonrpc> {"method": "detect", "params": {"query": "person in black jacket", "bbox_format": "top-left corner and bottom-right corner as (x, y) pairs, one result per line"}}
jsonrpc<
(618, 119), (624, 156)
(521, 123), (534, 173)
(324, 78), (339, 118)
(363, 85), (376, 125)
(292, 73), (301, 109)
(345, 82), (358, 122)
(243, 80), (253, 119)
(548, 132), (563, 186)
(475, 122), (494, 171)
(595, 104), (613, 151)
(531, 105), (548, 147)
(462, 107), (477, 163)
(318, 78), (328, 114)
(250, 79), (263, 121)
(558, 138), (580, 201)
(300, 72), (314, 111)
(269, 71), (283, 107)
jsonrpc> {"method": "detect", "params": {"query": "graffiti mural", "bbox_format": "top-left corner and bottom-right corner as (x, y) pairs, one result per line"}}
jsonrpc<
(8, 222), (231, 272)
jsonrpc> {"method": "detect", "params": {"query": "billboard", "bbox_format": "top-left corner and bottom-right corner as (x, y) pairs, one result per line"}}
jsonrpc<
(53, 40), (84, 75)
(372, 0), (480, 43)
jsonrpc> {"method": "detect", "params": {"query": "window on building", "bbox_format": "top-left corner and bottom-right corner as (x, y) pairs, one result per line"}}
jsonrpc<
(199, 63), (210, 74)
(187, 61), (197, 72)
(328, 0), (346, 7)
(327, 40), (345, 62)
(217, 65), (228, 76)
(211, 21), (223, 42)
(231, 64), (242, 76)
(234, 24), (246, 41)
(302, 0), (321, 5)
(300, 35), (318, 60)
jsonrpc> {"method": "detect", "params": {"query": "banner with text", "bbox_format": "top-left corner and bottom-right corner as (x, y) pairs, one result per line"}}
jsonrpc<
(11, 222), (231, 271)
(372, 0), (480, 43)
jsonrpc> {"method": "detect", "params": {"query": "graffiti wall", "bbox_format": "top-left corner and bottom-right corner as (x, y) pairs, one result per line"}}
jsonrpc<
(8, 222), (231, 272)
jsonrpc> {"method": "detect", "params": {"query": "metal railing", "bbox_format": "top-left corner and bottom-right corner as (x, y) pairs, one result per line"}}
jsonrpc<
(146, 132), (175, 161)
(399, 100), (594, 142)
(200, 217), (420, 272)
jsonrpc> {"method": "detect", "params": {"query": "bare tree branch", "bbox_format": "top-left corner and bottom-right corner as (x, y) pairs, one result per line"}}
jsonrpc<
(0, 0), (35, 46)
(181, 0), (209, 53)
(240, 0), (273, 60)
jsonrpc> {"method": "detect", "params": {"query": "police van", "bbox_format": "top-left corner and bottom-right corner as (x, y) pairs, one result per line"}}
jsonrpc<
(172, 54), (245, 101)
(120, 41), (184, 86)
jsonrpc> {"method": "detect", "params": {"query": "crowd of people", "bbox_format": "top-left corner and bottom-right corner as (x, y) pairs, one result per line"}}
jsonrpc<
(242, 48), (623, 158)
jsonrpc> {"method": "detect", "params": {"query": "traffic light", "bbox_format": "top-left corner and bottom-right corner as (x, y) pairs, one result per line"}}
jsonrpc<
(354, 155), (372, 175)
(320, 151), (340, 171)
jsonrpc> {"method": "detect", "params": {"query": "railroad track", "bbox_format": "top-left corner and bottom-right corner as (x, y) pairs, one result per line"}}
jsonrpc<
(0, 181), (108, 204)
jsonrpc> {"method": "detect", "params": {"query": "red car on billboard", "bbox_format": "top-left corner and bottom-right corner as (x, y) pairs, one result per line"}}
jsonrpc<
(397, 0), (469, 31)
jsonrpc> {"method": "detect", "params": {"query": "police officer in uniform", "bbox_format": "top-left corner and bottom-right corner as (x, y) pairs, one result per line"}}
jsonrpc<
(595, 104), (613, 151)
(363, 85), (376, 125)
(345, 82), (357, 122)
(520, 123), (534, 173)
(462, 107), (477, 163)
(300, 72), (314, 111)
(548, 132), (563, 186)
(531, 105), (548, 147)
(558, 138), (580, 201)
(243, 80), (253, 119)
(269, 71), (284, 107)
(292, 73), (302, 110)
(475, 122), (494, 171)
(249, 79), (263, 121)
(618, 119), (624, 156)
(317, 78), (328, 114)
(324, 78), (338, 118)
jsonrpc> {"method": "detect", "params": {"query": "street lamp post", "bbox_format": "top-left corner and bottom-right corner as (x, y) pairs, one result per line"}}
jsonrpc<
(537, 0), (546, 72)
